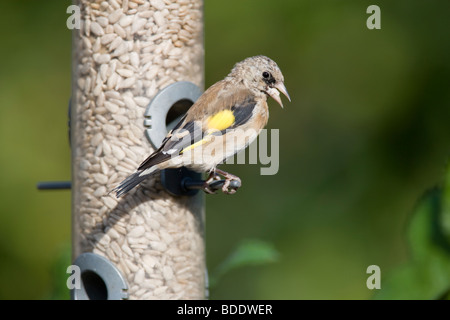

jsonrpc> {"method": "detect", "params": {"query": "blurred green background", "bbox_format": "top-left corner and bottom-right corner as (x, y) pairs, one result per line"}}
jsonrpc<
(0, 0), (449, 299)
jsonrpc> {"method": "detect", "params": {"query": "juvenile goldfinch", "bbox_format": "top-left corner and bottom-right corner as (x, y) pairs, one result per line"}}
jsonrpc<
(113, 55), (290, 197)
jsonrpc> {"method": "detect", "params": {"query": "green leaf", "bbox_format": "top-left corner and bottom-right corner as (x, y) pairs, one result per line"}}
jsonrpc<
(407, 188), (441, 261)
(209, 239), (279, 288)
(376, 163), (450, 300)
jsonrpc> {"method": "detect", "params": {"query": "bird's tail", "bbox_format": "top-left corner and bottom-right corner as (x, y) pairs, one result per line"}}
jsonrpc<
(112, 167), (157, 198)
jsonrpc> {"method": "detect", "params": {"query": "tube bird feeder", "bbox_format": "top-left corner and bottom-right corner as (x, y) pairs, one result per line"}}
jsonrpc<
(70, 0), (205, 300)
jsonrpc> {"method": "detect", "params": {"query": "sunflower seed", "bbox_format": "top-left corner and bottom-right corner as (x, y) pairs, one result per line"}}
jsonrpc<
(90, 21), (105, 36)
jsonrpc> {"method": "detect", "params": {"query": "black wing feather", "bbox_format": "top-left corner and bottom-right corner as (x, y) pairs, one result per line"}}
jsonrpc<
(221, 96), (256, 134)
(137, 118), (202, 171)
(231, 96), (256, 127)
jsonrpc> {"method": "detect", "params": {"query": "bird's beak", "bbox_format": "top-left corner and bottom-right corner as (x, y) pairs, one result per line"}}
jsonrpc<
(276, 82), (291, 103)
(266, 82), (291, 108)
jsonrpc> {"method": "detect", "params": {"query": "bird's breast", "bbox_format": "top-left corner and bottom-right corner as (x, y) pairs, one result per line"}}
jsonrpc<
(250, 100), (269, 131)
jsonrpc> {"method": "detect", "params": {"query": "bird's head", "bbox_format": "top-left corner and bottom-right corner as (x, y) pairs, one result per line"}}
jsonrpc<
(229, 55), (291, 108)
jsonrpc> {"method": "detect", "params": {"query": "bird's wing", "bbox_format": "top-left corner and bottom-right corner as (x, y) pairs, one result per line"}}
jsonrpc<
(138, 83), (257, 171)
(178, 83), (258, 154)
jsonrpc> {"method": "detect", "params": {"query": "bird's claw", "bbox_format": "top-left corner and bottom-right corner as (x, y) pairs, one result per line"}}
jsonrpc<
(202, 181), (217, 194)
(201, 172), (219, 194)
(221, 178), (240, 194)
(201, 172), (241, 195)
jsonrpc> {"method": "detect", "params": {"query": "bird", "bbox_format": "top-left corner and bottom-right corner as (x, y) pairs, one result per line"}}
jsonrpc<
(112, 55), (290, 198)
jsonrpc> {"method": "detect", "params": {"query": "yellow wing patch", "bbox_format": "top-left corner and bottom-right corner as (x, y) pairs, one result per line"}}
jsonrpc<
(180, 110), (235, 154)
(206, 110), (235, 131)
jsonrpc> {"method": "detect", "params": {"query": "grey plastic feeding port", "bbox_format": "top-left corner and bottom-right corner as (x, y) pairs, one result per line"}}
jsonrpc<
(71, 252), (128, 300)
(144, 81), (203, 149)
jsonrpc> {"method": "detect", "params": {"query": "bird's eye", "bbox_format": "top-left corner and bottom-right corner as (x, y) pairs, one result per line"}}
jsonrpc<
(262, 71), (270, 79)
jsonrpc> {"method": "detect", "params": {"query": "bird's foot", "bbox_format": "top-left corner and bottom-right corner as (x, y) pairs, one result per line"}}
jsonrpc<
(202, 182), (217, 194)
(215, 169), (241, 195)
(200, 169), (241, 194)
(202, 171), (221, 194)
